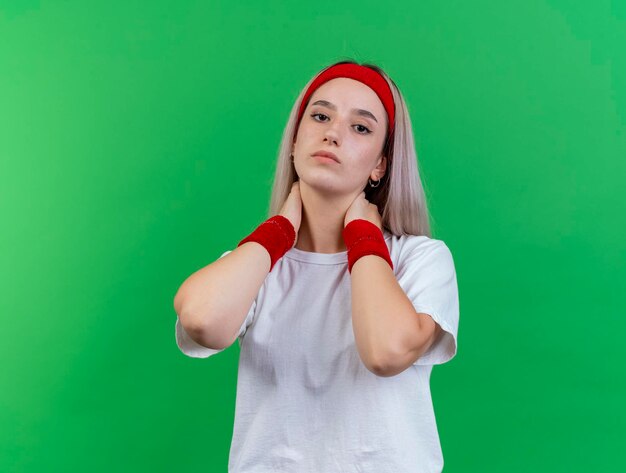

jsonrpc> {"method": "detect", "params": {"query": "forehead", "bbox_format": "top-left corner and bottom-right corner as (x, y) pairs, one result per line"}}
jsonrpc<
(308, 77), (385, 114)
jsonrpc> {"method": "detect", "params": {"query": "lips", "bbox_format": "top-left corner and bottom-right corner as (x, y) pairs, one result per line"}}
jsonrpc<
(311, 150), (340, 163)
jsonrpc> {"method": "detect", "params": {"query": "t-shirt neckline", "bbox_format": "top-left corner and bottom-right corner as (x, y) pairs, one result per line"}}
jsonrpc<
(283, 229), (393, 265)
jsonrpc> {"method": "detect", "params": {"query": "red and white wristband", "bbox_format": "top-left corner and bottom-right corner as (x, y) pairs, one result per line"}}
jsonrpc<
(237, 215), (392, 274)
(342, 219), (394, 273)
(237, 215), (296, 272)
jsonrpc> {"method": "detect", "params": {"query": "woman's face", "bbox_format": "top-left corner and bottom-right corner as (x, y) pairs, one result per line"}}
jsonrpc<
(292, 77), (388, 194)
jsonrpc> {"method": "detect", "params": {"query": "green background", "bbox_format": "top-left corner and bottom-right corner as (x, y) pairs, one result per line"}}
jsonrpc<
(1, 1), (624, 471)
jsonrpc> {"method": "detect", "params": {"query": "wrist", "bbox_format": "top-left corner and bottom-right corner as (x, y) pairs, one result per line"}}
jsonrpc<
(237, 215), (296, 271)
(342, 219), (393, 273)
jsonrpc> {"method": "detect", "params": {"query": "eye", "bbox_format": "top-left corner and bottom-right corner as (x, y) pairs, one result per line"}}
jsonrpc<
(354, 124), (372, 135)
(310, 112), (372, 135)
(311, 112), (329, 122)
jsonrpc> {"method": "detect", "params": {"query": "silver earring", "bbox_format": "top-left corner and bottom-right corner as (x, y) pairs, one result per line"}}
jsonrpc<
(368, 177), (380, 188)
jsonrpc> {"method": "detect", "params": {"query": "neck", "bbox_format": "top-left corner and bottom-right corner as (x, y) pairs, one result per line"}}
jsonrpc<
(294, 182), (358, 254)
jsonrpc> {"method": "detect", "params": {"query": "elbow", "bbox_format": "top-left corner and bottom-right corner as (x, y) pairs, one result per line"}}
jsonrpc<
(174, 291), (238, 350)
(362, 348), (396, 378)
(177, 309), (229, 351)
(366, 362), (388, 378)
(366, 358), (401, 378)
(173, 287), (208, 336)
(355, 340), (401, 378)
(365, 342), (415, 378)
(173, 292), (184, 316)
(173, 284), (189, 316)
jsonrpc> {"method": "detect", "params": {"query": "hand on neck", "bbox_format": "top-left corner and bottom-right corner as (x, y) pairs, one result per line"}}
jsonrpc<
(293, 183), (357, 254)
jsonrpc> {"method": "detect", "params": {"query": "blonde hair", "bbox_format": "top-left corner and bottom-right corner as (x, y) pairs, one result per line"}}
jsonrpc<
(268, 59), (432, 238)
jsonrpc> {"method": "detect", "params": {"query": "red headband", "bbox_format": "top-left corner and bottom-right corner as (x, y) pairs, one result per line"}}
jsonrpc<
(296, 63), (396, 144)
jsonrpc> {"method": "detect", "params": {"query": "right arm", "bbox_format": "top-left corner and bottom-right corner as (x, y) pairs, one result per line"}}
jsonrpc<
(173, 241), (271, 350)
(174, 181), (302, 352)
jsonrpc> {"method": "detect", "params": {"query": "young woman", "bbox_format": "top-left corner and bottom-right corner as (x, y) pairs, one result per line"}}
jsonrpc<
(173, 60), (460, 472)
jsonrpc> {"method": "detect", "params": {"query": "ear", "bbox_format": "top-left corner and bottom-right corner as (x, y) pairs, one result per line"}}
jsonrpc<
(371, 154), (387, 180)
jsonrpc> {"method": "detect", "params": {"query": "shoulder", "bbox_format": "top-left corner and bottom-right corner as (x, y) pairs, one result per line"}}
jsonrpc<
(384, 230), (453, 271)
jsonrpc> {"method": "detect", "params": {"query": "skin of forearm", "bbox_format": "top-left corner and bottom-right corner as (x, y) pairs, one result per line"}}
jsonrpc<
(349, 255), (425, 374)
(174, 242), (270, 349)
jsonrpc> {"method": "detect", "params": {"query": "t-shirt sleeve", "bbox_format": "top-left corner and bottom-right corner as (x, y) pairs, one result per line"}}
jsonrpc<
(175, 250), (257, 358)
(395, 240), (460, 366)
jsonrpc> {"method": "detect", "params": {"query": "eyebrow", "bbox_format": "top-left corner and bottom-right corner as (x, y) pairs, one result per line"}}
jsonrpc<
(311, 100), (378, 124)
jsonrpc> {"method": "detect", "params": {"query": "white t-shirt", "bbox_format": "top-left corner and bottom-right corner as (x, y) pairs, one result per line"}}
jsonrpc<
(175, 229), (460, 473)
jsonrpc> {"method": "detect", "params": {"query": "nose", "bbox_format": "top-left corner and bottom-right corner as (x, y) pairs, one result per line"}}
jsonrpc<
(323, 118), (342, 146)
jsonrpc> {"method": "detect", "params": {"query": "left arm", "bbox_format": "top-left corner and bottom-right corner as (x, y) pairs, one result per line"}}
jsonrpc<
(350, 255), (442, 377)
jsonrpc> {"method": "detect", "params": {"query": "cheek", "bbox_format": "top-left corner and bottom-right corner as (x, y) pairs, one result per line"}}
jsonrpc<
(350, 141), (377, 162)
(298, 121), (319, 140)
